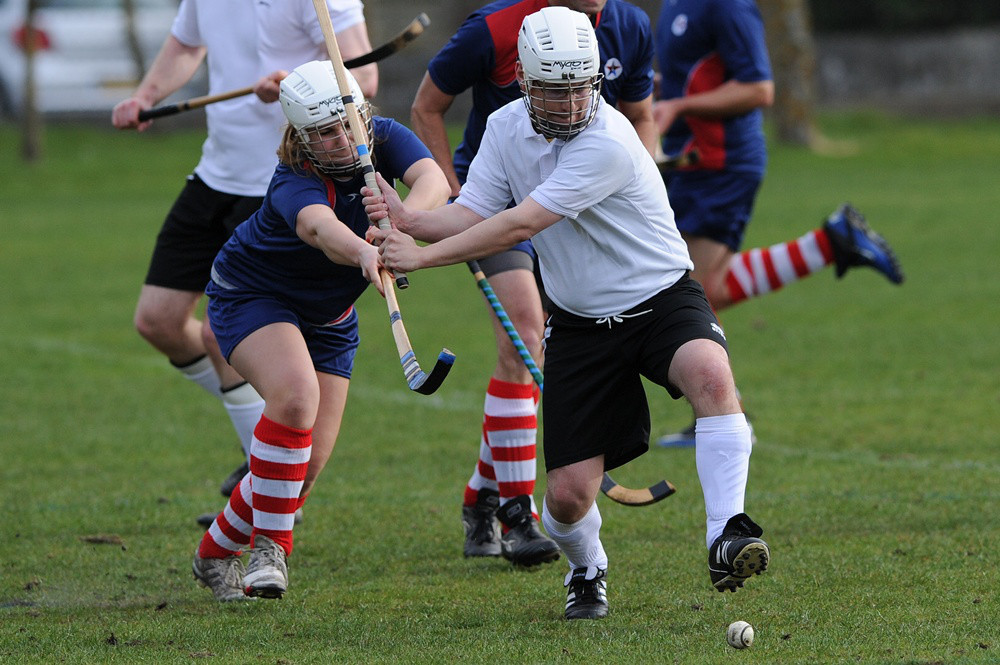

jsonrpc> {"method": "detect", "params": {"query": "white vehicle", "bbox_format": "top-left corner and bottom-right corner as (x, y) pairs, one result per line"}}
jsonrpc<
(0, 0), (203, 117)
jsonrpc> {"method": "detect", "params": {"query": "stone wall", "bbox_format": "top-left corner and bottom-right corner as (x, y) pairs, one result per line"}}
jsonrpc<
(815, 28), (1000, 114)
(364, 4), (1000, 121)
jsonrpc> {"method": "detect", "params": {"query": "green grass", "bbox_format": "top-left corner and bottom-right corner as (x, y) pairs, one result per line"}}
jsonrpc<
(1, 113), (998, 664)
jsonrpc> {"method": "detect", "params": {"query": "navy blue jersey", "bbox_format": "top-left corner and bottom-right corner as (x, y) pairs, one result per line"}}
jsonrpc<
(210, 117), (431, 323)
(429, 0), (654, 184)
(655, 0), (771, 174)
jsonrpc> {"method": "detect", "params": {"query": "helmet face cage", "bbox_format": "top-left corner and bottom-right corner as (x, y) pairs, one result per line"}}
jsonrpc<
(295, 101), (373, 179)
(521, 74), (603, 141)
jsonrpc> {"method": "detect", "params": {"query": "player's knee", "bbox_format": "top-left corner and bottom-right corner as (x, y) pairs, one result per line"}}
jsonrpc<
(199, 318), (219, 351)
(133, 306), (176, 346)
(544, 479), (593, 523)
(265, 379), (321, 430)
(685, 359), (739, 415)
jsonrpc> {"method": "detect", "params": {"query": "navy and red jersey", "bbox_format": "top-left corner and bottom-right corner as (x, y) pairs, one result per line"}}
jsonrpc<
(209, 116), (431, 324)
(655, 0), (772, 174)
(428, 0), (655, 184)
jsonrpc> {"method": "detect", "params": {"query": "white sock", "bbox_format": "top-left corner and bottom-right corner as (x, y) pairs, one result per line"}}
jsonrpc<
(696, 413), (753, 548)
(221, 381), (265, 461)
(541, 499), (607, 572)
(174, 355), (221, 399)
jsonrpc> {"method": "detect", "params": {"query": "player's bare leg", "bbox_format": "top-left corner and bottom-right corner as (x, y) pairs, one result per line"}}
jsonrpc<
(667, 338), (769, 592)
(542, 457), (608, 619)
(134, 285), (207, 368)
(136, 285), (263, 477)
(657, 237), (748, 448)
(683, 235), (737, 311)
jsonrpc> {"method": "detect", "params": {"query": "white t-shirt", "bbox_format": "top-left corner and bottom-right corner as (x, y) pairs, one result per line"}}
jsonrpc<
(456, 101), (694, 318)
(171, 0), (365, 196)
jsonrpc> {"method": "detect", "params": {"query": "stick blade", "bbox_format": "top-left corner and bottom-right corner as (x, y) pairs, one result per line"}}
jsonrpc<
(656, 148), (701, 175)
(411, 348), (456, 395)
(600, 473), (676, 507)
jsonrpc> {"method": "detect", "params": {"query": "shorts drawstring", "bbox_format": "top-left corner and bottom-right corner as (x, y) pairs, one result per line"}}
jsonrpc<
(594, 309), (652, 329)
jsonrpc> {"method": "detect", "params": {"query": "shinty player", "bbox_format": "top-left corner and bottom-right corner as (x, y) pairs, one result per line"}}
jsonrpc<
(191, 61), (449, 601)
(366, 7), (770, 619)
(652, 0), (904, 447)
(410, 0), (657, 569)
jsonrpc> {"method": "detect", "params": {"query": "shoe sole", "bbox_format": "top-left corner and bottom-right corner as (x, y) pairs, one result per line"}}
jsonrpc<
(565, 604), (609, 620)
(712, 543), (771, 593)
(711, 542), (769, 593)
(464, 547), (502, 558)
(826, 208), (904, 284)
(245, 583), (286, 599)
(243, 570), (287, 599)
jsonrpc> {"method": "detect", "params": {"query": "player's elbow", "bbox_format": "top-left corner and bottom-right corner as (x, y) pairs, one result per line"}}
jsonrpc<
(508, 222), (537, 246)
(354, 64), (378, 98)
(756, 81), (775, 108)
(416, 171), (452, 210)
(410, 99), (435, 129)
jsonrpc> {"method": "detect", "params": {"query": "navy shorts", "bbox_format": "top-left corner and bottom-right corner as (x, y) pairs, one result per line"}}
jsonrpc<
(145, 175), (263, 291)
(664, 170), (762, 252)
(541, 275), (728, 472)
(206, 282), (360, 379)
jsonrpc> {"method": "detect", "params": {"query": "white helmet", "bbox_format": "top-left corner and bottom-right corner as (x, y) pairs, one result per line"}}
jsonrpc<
(279, 60), (373, 178)
(517, 6), (603, 140)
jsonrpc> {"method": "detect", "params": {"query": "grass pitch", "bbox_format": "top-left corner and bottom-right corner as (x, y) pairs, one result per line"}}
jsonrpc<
(1, 113), (998, 663)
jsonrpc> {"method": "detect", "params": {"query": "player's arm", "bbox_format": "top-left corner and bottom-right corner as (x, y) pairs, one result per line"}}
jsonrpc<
(376, 196), (561, 273)
(363, 172), (479, 243)
(653, 79), (773, 134)
(295, 204), (384, 293)
(617, 94), (657, 157)
(112, 34), (205, 131)
(252, 21), (377, 104)
(336, 21), (379, 98)
(398, 158), (451, 212)
(410, 73), (463, 198)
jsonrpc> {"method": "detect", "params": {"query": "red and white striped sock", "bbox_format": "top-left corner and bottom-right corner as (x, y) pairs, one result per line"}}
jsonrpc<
(199, 472), (254, 559)
(249, 415), (311, 556)
(483, 379), (539, 517)
(725, 228), (834, 305)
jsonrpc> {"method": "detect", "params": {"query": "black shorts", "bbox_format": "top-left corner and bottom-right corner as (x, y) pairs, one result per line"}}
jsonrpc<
(541, 275), (728, 472)
(144, 175), (264, 292)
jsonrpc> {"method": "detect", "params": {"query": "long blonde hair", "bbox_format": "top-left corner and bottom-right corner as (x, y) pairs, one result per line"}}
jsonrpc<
(277, 124), (311, 176)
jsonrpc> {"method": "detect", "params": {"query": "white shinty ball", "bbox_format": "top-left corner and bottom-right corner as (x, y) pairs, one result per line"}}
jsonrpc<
(726, 621), (754, 649)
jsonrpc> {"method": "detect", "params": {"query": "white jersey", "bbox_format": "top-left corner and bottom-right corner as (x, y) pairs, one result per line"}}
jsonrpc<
(456, 101), (693, 318)
(171, 0), (364, 196)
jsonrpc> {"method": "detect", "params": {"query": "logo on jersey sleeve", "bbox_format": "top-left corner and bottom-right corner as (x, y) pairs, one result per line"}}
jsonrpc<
(603, 57), (623, 81)
(671, 14), (688, 36)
